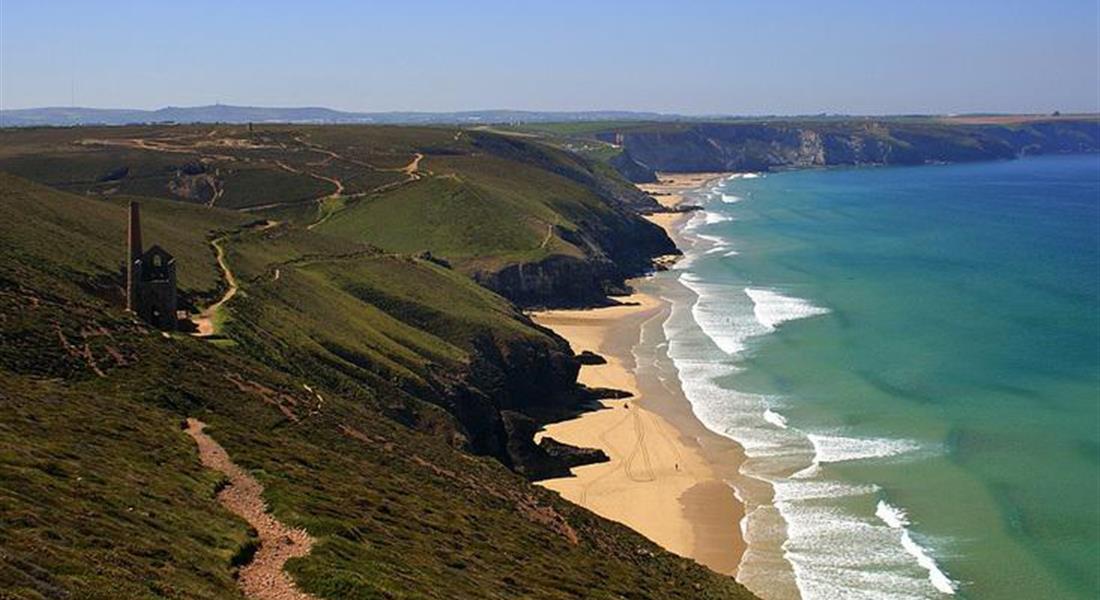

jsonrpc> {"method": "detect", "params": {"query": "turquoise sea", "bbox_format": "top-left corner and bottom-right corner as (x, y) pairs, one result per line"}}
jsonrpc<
(654, 155), (1100, 599)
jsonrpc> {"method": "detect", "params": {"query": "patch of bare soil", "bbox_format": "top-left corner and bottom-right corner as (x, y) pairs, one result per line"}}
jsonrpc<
(184, 418), (317, 600)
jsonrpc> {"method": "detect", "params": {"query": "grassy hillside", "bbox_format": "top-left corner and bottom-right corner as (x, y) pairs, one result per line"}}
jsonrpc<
(0, 124), (673, 307)
(214, 221), (586, 464)
(0, 174), (249, 304)
(0, 169), (757, 599)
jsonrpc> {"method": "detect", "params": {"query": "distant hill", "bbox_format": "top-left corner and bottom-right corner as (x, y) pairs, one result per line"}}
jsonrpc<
(0, 104), (677, 127)
(4, 104), (1095, 129)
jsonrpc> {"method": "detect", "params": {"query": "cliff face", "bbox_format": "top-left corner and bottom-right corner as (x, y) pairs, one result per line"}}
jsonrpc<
(600, 120), (1100, 178)
(474, 215), (677, 309)
(423, 328), (584, 475)
(467, 132), (678, 307)
(609, 149), (659, 183)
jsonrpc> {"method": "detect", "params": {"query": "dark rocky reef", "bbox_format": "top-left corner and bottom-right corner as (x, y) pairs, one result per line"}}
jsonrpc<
(475, 255), (622, 308)
(502, 411), (609, 479)
(575, 350), (607, 365)
(410, 329), (590, 476)
(537, 436), (610, 474)
(587, 386), (633, 400)
(599, 120), (1100, 176)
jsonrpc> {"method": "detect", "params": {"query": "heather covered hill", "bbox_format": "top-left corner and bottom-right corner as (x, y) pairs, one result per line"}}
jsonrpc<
(0, 173), (758, 599)
(0, 173), (579, 476)
(0, 124), (673, 307)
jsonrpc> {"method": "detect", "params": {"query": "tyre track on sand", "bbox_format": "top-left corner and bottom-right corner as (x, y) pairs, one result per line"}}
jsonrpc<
(622, 402), (657, 483)
(579, 407), (634, 507)
(184, 418), (317, 600)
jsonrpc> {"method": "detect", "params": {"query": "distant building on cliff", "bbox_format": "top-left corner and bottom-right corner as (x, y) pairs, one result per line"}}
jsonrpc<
(126, 201), (178, 330)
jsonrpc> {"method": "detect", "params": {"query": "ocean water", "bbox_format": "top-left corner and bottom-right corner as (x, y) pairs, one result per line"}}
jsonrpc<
(655, 156), (1100, 599)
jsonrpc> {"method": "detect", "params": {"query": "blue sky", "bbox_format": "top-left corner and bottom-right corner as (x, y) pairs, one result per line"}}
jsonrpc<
(1, 0), (1097, 114)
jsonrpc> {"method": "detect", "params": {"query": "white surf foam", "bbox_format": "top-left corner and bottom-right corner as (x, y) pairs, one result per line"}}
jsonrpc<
(807, 433), (923, 465)
(678, 274), (766, 356)
(763, 408), (789, 429)
(663, 265), (953, 600)
(721, 193), (742, 203)
(696, 233), (726, 246)
(744, 287), (830, 331)
(875, 499), (910, 528)
(878, 501), (959, 595)
(704, 211), (732, 225)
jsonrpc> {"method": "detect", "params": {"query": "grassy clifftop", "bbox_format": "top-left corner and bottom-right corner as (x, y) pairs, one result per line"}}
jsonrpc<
(0, 124), (673, 307)
(501, 116), (1100, 181)
(0, 173), (757, 598)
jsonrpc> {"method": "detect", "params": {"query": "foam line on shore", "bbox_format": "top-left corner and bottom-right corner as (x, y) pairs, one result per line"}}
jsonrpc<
(877, 501), (959, 595)
(663, 172), (958, 599)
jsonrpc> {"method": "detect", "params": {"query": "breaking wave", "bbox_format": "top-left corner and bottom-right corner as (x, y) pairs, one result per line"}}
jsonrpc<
(744, 287), (830, 331)
(878, 501), (959, 595)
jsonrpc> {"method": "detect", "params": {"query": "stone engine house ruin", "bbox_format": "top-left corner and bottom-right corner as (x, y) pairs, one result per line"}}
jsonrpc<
(126, 201), (178, 330)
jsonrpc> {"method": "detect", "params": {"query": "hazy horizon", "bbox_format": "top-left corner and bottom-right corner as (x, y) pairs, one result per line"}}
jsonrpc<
(2, 0), (1098, 115)
(4, 102), (1099, 118)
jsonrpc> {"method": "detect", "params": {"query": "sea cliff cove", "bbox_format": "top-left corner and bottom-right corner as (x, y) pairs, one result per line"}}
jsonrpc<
(2, 2), (1098, 599)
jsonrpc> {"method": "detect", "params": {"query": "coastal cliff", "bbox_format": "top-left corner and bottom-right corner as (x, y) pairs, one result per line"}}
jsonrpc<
(0, 176), (757, 599)
(463, 131), (677, 306)
(596, 119), (1100, 179)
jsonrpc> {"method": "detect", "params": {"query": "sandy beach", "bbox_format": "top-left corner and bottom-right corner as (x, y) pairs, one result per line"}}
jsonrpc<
(639, 172), (729, 239)
(533, 171), (749, 576)
(639, 172), (732, 209)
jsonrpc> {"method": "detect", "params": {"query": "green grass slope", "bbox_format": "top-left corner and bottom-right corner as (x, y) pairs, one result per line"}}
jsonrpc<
(0, 124), (674, 307)
(215, 220), (582, 465)
(0, 172), (249, 303)
(0, 171), (758, 599)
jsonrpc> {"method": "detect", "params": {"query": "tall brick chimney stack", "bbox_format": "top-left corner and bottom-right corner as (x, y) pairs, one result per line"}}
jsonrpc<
(126, 201), (142, 312)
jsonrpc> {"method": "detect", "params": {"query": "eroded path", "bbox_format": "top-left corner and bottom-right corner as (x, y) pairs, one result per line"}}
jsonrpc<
(191, 235), (237, 336)
(191, 220), (279, 337)
(184, 418), (317, 600)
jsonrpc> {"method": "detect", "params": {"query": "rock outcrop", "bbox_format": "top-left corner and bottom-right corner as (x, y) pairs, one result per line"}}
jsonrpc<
(609, 149), (658, 183)
(465, 132), (678, 307)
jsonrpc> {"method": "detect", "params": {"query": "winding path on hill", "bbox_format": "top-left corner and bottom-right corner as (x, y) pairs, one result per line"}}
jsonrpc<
(305, 151), (424, 230)
(184, 418), (317, 600)
(262, 148), (424, 229)
(191, 220), (278, 337)
(191, 234), (237, 337)
(538, 222), (555, 250)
